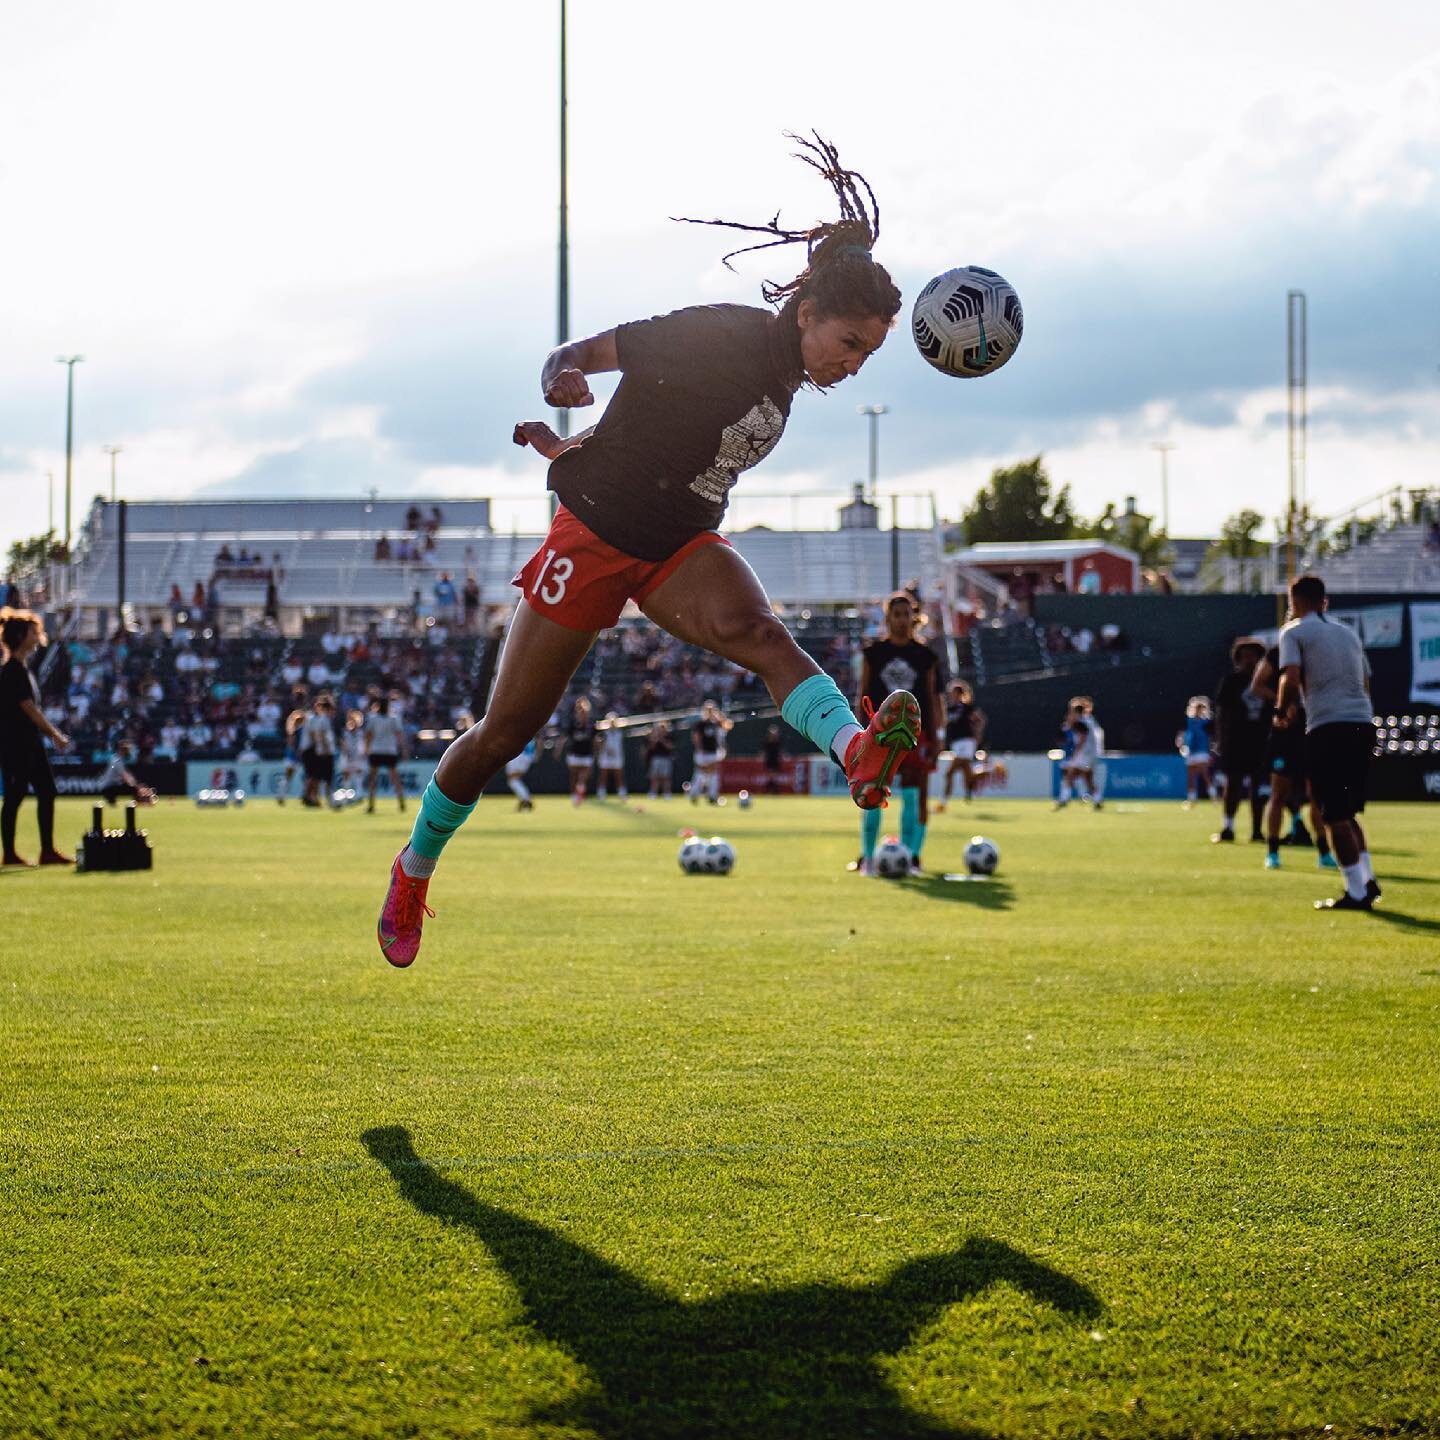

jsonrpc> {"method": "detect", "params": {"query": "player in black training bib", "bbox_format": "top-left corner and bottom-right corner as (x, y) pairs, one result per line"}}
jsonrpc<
(377, 135), (923, 966)
(849, 593), (943, 875)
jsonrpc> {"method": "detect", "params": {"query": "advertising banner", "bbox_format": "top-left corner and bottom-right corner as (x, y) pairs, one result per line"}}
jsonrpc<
(1409, 603), (1440, 705)
(43, 761), (187, 796)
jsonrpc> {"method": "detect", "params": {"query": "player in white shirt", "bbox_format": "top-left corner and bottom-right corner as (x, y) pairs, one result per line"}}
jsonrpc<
(364, 695), (406, 813)
(596, 712), (628, 801)
(298, 696), (338, 808)
(339, 710), (368, 794)
(504, 736), (538, 812)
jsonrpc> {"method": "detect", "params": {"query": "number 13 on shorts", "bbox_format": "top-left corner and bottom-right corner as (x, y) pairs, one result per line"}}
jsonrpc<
(532, 548), (574, 606)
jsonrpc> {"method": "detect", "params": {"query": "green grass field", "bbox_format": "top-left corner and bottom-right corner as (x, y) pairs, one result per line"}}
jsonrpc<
(3, 794), (1438, 1439)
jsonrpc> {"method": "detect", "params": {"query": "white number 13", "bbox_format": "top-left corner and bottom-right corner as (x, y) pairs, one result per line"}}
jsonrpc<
(534, 548), (574, 606)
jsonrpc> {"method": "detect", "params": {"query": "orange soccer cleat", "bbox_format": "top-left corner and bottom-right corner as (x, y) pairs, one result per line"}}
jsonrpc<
(843, 691), (921, 810)
(377, 852), (435, 968)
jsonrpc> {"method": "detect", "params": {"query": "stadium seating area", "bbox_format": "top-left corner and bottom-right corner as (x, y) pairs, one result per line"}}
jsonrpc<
(64, 499), (944, 624)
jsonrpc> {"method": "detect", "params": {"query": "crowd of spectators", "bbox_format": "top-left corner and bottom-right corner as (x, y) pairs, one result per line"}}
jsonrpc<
(36, 620), (487, 767)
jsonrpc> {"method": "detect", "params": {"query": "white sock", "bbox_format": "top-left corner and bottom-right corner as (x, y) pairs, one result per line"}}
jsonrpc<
(709, 771), (721, 800)
(1360, 850), (1374, 884)
(619, 787), (628, 800)
(1221, 816), (1234, 835)
(399, 845), (437, 879)
(507, 776), (530, 803)
(1341, 861), (1367, 900)
(597, 786), (607, 800)
(1058, 781), (1072, 803)
(831, 723), (863, 766)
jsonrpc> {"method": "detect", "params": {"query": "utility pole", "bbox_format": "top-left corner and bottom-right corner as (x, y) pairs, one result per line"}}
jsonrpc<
(56, 355), (84, 552)
(857, 405), (889, 502)
(1150, 441), (1176, 536)
(47, 471), (55, 535)
(104, 445), (123, 503)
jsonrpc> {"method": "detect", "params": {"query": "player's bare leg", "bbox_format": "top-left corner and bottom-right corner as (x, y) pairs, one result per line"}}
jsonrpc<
(378, 602), (595, 966)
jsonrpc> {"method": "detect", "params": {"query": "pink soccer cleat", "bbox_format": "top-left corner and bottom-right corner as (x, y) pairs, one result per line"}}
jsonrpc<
(843, 691), (921, 810)
(377, 852), (435, 968)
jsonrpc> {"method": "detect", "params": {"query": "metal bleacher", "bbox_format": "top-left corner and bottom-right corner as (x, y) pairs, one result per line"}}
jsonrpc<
(69, 498), (945, 618)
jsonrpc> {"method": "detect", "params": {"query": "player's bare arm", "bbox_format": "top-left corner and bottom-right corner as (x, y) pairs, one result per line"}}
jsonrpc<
(1274, 664), (1302, 728)
(1249, 656), (1278, 705)
(541, 328), (619, 407)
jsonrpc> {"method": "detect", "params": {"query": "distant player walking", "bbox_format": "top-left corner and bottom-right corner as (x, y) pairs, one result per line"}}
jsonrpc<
(938, 680), (983, 808)
(379, 134), (920, 965)
(1274, 575), (1380, 910)
(364, 695), (406, 813)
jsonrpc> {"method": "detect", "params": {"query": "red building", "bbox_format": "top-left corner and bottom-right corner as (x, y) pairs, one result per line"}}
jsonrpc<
(952, 540), (1141, 599)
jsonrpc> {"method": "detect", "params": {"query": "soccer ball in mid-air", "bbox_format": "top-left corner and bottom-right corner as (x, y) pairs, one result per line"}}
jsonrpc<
(912, 266), (1023, 378)
(874, 836), (912, 879)
(964, 836), (1001, 876)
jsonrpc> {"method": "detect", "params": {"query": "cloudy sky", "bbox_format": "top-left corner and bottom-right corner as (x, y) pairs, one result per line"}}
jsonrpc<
(3, 0), (1438, 555)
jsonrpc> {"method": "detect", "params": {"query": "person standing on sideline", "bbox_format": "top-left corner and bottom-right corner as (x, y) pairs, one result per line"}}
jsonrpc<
(376, 133), (920, 966)
(1211, 638), (1271, 844)
(690, 699), (732, 805)
(1177, 696), (1214, 808)
(645, 720), (675, 799)
(596, 711), (628, 801)
(564, 696), (596, 806)
(761, 722), (786, 794)
(849, 592), (942, 874)
(1275, 574), (1380, 910)
(299, 695), (337, 808)
(937, 680), (984, 809)
(1, 609), (73, 866)
(364, 695), (406, 813)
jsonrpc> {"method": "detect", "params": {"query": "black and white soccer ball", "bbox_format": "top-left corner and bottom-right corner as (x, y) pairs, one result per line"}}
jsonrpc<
(964, 835), (1001, 875)
(701, 837), (736, 875)
(912, 266), (1023, 378)
(874, 836), (912, 879)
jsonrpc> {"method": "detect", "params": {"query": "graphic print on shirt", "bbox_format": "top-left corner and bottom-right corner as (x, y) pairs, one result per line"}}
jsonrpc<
(689, 397), (785, 504)
(879, 655), (920, 695)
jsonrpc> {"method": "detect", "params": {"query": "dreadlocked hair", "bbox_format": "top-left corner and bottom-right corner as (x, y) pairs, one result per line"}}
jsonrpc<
(673, 131), (903, 390)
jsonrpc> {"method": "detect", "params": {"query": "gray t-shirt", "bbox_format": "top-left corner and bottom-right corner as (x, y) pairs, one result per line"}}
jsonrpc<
(1277, 612), (1373, 731)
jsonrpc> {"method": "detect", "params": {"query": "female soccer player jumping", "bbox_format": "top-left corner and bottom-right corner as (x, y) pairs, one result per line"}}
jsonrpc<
(378, 134), (921, 966)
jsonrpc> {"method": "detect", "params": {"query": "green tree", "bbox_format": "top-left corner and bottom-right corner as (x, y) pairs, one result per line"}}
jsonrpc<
(1211, 509), (1268, 559)
(5, 530), (67, 581)
(1086, 502), (1173, 573)
(960, 457), (1077, 544)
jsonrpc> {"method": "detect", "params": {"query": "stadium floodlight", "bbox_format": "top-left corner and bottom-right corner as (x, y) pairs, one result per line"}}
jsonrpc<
(103, 445), (123, 503)
(857, 405), (889, 502)
(56, 355), (84, 552)
(1150, 441), (1176, 536)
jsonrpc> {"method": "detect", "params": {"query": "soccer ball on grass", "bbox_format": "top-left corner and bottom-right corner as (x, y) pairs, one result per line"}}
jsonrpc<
(874, 836), (912, 879)
(964, 835), (1000, 876)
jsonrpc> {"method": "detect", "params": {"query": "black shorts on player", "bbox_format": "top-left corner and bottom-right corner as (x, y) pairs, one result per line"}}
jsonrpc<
(1264, 725), (1307, 787)
(1305, 722), (1372, 825)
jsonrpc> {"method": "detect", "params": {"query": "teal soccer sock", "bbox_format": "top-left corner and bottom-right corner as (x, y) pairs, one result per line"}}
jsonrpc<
(781, 674), (861, 763)
(400, 778), (478, 875)
(861, 806), (882, 859)
(899, 786), (921, 855)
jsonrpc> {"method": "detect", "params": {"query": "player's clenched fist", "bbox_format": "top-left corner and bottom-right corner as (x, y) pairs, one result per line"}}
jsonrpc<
(542, 364), (594, 409)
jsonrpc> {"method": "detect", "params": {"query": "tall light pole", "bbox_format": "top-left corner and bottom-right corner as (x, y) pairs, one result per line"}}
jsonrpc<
(857, 404), (889, 502)
(555, 0), (570, 444)
(1150, 441), (1176, 536)
(47, 471), (55, 536)
(56, 355), (84, 552)
(103, 445), (123, 503)
(1286, 289), (1308, 586)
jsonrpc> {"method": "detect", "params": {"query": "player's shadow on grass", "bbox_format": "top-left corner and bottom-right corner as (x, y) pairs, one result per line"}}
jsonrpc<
(362, 1125), (1098, 1439)
(1368, 908), (1440, 934)
(911, 875), (1015, 911)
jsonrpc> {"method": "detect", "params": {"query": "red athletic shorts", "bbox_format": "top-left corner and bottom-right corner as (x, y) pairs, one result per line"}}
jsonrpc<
(513, 506), (730, 631)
